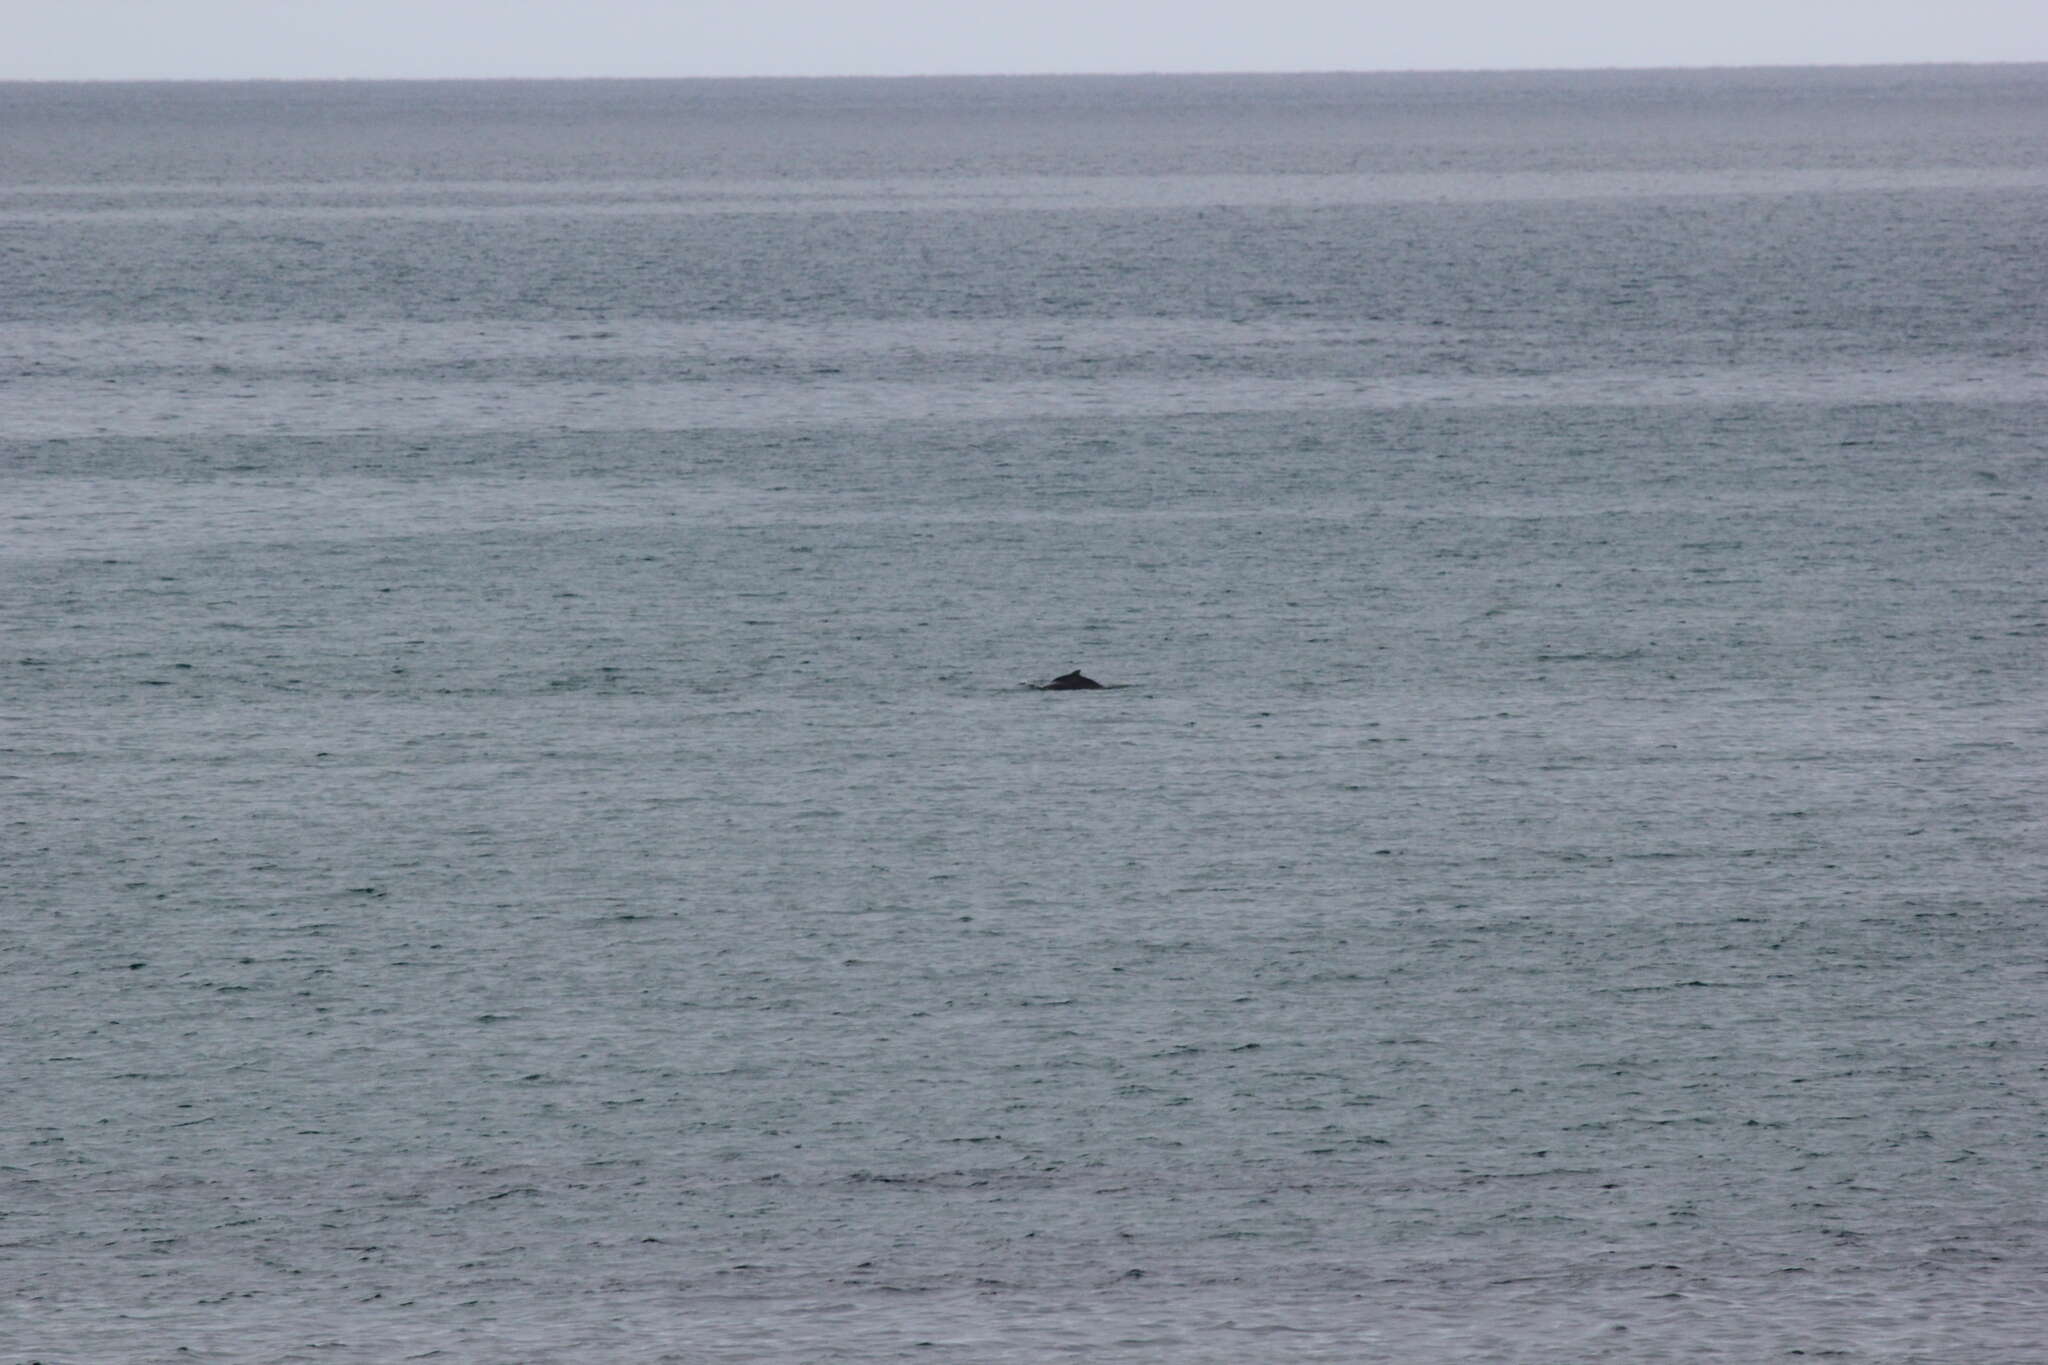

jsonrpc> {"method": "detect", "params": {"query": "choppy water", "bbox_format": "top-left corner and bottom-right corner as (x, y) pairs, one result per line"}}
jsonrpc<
(4, 67), (2047, 1362)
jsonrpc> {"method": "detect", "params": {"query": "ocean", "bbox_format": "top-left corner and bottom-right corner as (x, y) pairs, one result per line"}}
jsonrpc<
(3, 66), (2045, 1361)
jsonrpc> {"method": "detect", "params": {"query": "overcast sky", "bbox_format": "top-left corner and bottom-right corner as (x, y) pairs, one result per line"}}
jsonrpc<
(10, 0), (2047, 80)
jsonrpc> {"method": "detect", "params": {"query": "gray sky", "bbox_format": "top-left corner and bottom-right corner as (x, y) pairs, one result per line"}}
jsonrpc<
(9, 0), (2047, 80)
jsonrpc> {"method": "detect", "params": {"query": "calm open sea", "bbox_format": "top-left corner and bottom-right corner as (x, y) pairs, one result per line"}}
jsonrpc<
(4, 67), (2047, 1362)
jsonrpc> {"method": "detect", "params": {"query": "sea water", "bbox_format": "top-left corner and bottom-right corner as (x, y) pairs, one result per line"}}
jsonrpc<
(3, 67), (2046, 1361)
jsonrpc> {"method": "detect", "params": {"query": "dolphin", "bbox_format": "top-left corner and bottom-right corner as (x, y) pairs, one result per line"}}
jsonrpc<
(1036, 670), (1105, 690)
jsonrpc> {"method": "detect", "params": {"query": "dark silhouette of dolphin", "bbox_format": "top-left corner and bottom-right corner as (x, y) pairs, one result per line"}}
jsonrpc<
(1036, 670), (1104, 690)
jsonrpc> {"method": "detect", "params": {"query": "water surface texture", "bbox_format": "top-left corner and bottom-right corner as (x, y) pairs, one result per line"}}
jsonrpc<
(5, 68), (2047, 1362)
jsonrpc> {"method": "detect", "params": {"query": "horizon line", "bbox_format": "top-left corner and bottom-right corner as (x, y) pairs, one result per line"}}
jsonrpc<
(5, 58), (2044, 85)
